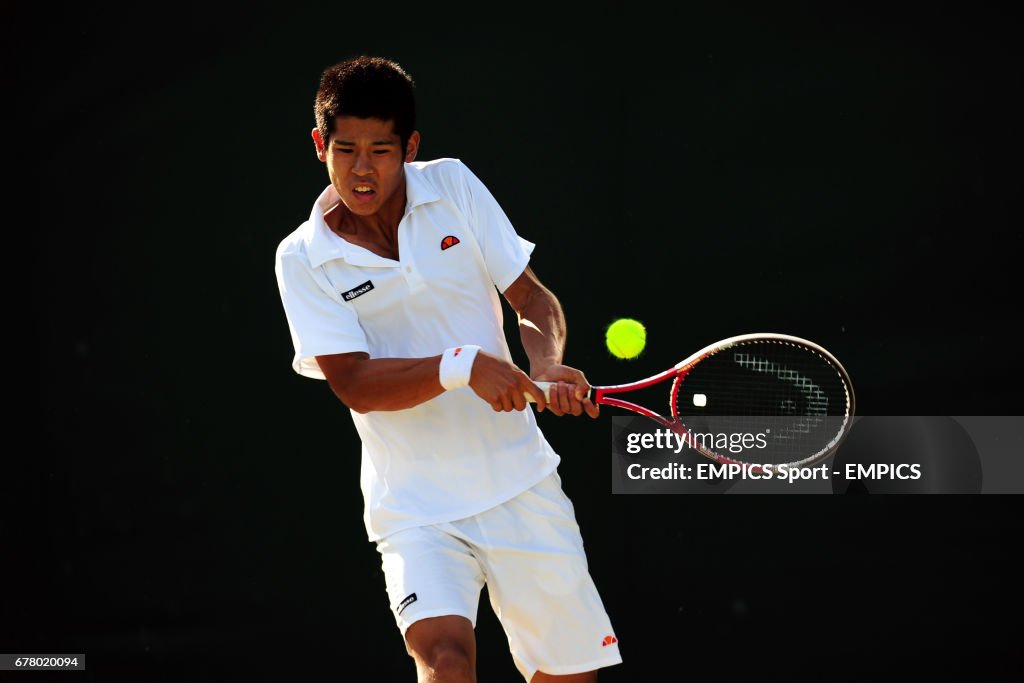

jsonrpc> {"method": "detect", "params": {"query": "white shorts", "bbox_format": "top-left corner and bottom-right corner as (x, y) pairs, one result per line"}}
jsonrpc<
(376, 471), (622, 681)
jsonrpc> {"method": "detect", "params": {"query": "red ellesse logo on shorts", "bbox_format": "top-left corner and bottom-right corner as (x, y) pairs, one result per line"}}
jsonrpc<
(602, 635), (617, 647)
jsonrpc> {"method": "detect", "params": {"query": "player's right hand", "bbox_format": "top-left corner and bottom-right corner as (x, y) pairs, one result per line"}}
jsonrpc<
(468, 351), (548, 413)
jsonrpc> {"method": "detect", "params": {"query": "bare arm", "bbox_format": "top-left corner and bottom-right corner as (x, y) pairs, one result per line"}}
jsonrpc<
(503, 267), (599, 418)
(317, 350), (549, 415)
(316, 353), (446, 414)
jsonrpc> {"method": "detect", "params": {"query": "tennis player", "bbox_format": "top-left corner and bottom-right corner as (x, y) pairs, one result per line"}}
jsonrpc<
(275, 56), (621, 682)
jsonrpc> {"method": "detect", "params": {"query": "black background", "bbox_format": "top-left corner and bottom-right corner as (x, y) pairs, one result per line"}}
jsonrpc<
(9, 1), (1022, 680)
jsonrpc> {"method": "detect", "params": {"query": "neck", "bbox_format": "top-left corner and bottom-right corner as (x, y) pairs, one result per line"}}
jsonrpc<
(333, 179), (406, 234)
(325, 179), (408, 260)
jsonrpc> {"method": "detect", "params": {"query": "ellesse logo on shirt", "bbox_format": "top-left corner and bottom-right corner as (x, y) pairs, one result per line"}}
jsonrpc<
(342, 280), (374, 301)
(397, 593), (417, 615)
(440, 235), (460, 250)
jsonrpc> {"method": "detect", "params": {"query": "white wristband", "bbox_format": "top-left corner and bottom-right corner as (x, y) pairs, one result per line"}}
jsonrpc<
(439, 345), (481, 391)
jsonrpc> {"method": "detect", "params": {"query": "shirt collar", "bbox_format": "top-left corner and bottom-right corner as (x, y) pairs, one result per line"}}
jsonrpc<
(305, 163), (442, 268)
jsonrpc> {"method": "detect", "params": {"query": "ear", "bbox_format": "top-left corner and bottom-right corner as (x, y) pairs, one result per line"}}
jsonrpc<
(405, 131), (421, 163)
(312, 128), (327, 162)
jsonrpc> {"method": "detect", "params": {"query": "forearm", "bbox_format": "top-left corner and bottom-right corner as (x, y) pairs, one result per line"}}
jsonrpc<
(517, 286), (566, 377)
(502, 267), (597, 416)
(321, 355), (445, 413)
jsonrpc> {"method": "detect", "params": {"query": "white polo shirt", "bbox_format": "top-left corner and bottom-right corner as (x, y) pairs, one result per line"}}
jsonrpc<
(275, 158), (561, 542)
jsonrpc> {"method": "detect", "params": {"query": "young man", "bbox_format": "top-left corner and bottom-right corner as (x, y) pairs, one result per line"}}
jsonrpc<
(275, 56), (621, 683)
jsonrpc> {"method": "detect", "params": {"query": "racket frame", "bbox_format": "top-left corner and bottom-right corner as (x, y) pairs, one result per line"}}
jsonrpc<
(539, 332), (856, 470)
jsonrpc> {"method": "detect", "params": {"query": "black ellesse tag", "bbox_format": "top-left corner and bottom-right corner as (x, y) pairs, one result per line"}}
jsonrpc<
(342, 280), (374, 301)
(397, 593), (417, 615)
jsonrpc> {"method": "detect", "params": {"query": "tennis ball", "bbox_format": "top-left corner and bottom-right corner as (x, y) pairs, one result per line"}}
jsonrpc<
(606, 318), (646, 359)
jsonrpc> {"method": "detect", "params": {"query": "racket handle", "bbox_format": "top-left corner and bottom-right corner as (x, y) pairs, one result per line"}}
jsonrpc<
(525, 381), (554, 403)
(525, 381), (593, 403)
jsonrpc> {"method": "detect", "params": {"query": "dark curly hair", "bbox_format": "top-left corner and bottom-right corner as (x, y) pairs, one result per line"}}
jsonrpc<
(314, 56), (416, 152)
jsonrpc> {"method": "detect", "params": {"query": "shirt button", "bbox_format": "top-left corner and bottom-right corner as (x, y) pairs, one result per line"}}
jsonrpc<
(405, 266), (412, 273)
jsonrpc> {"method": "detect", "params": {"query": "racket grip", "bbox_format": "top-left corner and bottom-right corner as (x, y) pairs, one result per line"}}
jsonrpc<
(524, 382), (593, 403)
(525, 381), (554, 403)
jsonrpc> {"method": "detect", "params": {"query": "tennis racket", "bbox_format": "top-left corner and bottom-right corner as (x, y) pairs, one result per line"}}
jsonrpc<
(531, 333), (855, 471)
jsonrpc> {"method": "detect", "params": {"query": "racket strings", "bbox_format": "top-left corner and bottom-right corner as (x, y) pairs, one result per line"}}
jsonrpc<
(672, 340), (852, 467)
(732, 352), (829, 415)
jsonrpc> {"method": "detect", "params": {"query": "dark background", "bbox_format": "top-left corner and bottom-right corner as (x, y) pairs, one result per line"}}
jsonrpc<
(9, 1), (1022, 680)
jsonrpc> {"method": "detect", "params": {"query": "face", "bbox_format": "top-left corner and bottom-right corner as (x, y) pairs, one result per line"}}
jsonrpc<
(313, 116), (420, 218)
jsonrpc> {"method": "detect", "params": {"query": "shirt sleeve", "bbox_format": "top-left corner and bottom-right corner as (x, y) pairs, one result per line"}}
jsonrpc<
(456, 161), (535, 292)
(275, 244), (370, 380)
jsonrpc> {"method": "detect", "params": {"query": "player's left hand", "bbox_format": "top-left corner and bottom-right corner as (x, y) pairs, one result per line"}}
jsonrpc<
(531, 365), (600, 418)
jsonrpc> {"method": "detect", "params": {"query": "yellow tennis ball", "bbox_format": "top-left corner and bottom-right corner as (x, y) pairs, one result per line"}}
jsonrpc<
(606, 318), (646, 359)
